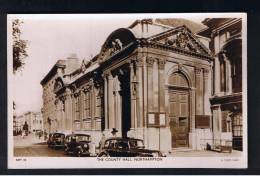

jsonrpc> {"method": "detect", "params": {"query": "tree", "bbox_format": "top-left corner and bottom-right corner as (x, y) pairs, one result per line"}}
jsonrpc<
(12, 19), (28, 74)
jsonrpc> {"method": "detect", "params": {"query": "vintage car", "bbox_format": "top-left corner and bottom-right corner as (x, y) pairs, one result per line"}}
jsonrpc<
(47, 132), (66, 149)
(64, 133), (92, 157)
(98, 137), (164, 157)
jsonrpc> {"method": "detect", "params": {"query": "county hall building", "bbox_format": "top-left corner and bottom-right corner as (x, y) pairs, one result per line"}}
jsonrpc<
(40, 18), (243, 152)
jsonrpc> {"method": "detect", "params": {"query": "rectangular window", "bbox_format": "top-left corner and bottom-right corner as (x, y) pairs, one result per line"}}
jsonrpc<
(75, 96), (80, 120)
(95, 118), (101, 130)
(84, 92), (90, 118)
(96, 95), (101, 117)
(232, 114), (242, 137)
(83, 120), (91, 130)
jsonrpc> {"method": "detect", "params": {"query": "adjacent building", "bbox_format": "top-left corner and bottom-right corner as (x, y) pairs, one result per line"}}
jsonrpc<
(14, 111), (43, 133)
(198, 18), (243, 150)
(41, 18), (244, 152)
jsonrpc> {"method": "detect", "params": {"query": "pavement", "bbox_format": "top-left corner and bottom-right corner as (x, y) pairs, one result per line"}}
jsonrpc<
(13, 134), (243, 157)
(166, 147), (242, 157)
(14, 133), (45, 147)
(14, 133), (65, 157)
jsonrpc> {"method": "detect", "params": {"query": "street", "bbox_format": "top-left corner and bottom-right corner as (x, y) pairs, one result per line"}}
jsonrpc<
(14, 133), (65, 157)
(13, 134), (243, 157)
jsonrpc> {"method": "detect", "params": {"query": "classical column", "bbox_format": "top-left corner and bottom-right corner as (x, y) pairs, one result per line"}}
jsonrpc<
(190, 88), (196, 132)
(223, 54), (232, 94)
(54, 99), (59, 131)
(130, 62), (137, 129)
(90, 83), (95, 130)
(146, 57), (155, 112)
(108, 73), (114, 129)
(203, 69), (210, 115)
(113, 87), (117, 129)
(143, 57), (148, 128)
(64, 88), (72, 131)
(60, 96), (66, 131)
(195, 67), (203, 115)
(158, 58), (166, 113)
(214, 56), (221, 95)
(102, 73), (109, 130)
(136, 57), (144, 128)
(153, 58), (159, 111)
(212, 104), (222, 142)
(115, 77), (122, 131)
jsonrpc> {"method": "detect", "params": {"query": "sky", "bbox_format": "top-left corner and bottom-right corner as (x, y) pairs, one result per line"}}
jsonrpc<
(9, 14), (206, 116)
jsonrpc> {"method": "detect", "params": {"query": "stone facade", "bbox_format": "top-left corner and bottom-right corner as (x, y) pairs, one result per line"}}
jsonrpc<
(198, 18), (243, 151)
(15, 111), (43, 133)
(41, 19), (243, 152)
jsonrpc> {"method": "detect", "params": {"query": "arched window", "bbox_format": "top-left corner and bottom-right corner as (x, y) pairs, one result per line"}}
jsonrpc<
(168, 72), (189, 87)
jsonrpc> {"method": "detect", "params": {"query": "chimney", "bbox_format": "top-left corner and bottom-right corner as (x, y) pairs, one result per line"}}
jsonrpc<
(65, 53), (81, 74)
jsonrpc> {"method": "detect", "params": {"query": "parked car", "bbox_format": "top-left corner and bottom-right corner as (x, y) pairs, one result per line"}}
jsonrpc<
(98, 137), (164, 157)
(64, 133), (92, 157)
(47, 132), (65, 149)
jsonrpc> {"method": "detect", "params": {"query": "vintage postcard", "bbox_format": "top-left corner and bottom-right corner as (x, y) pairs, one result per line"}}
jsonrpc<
(7, 13), (247, 168)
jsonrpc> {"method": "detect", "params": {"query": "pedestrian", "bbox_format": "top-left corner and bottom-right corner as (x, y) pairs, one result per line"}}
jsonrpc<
(99, 133), (106, 151)
(111, 128), (118, 137)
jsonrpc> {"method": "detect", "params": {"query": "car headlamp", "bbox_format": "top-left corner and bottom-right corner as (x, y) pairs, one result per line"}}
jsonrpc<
(84, 144), (88, 148)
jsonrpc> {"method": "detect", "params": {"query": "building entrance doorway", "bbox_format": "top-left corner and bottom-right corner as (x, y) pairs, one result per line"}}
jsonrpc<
(117, 65), (131, 138)
(168, 72), (190, 148)
(169, 90), (190, 148)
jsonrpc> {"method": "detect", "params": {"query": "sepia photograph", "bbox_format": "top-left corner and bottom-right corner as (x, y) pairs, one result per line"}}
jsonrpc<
(7, 13), (247, 168)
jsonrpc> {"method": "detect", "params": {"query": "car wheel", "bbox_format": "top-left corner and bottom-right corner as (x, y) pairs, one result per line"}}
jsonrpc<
(77, 150), (82, 157)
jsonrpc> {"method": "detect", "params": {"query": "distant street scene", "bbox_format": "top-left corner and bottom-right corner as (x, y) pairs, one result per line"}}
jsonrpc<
(14, 133), (64, 157)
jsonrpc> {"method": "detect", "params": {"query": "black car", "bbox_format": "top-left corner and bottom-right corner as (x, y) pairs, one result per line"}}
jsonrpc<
(47, 132), (65, 149)
(98, 137), (164, 157)
(64, 133), (92, 157)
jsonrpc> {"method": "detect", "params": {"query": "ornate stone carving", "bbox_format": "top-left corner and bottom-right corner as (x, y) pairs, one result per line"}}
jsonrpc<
(203, 69), (210, 77)
(158, 58), (166, 69)
(135, 57), (144, 67)
(109, 38), (123, 56)
(146, 57), (155, 66)
(83, 85), (92, 93)
(54, 99), (59, 105)
(73, 90), (81, 97)
(195, 67), (202, 75)
(175, 31), (189, 48)
(178, 63), (183, 72)
(60, 95), (66, 101)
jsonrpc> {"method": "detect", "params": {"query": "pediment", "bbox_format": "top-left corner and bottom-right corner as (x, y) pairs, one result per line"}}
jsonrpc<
(148, 26), (211, 57)
(98, 28), (137, 62)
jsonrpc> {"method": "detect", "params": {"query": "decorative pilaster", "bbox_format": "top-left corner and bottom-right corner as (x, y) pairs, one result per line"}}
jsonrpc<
(203, 69), (210, 115)
(195, 67), (203, 115)
(146, 57), (155, 112)
(214, 56), (221, 95)
(108, 73), (115, 129)
(130, 62), (137, 129)
(158, 58), (166, 113)
(64, 88), (72, 131)
(136, 57), (144, 128)
(102, 73), (109, 130)
(60, 95), (66, 131)
(223, 53), (232, 94)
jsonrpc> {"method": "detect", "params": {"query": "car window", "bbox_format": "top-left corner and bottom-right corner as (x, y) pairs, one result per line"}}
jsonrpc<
(108, 140), (116, 148)
(104, 140), (110, 148)
(116, 140), (129, 149)
(129, 140), (145, 148)
(75, 135), (90, 142)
